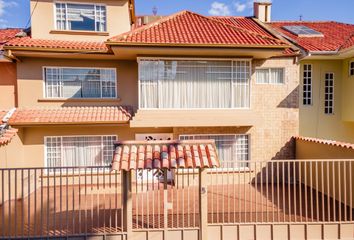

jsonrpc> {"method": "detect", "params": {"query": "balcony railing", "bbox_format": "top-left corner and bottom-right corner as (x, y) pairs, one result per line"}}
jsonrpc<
(0, 160), (353, 238)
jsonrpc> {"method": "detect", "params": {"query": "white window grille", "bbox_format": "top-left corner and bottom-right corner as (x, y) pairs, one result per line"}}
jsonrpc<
(44, 67), (116, 99)
(179, 134), (249, 169)
(55, 3), (106, 32)
(45, 135), (117, 168)
(255, 68), (285, 84)
(324, 73), (334, 115)
(303, 64), (312, 105)
(139, 59), (251, 109)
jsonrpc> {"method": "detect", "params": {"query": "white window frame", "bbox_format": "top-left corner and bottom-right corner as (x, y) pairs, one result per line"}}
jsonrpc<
(349, 61), (354, 76)
(42, 66), (117, 99)
(179, 133), (250, 171)
(324, 72), (334, 115)
(54, 1), (107, 32)
(255, 67), (285, 85)
(137, 57), (252, 110)
(44, 135), (117, 173)
(303, 64), (312, 106)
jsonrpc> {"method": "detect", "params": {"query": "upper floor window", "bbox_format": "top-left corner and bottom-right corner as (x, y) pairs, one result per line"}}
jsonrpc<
(303, 64), (312, 105)
(324, 73), (334, 115)
(350, 61), (354, 76)
(55, 3), (106, 32)
(139, 59), (251, 109)
(255, 68), (284, 84)
(44, 67), (116, 99)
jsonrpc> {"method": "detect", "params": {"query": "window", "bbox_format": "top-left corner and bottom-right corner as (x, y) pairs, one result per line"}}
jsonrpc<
(44, 67), (116, 99)
(45, 135), (117, 168)
(350, 62), (354, 76)
(55, 3), (106, 32)
(256, 68), (284, 84)
(179, 134), (249, 169)
(303, 64), (312, 105)
(324, 73), (334, 115)
(139, 59), (251, 109)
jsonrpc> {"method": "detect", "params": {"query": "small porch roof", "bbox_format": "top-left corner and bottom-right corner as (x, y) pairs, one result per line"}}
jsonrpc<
(111, 140), (220, 171)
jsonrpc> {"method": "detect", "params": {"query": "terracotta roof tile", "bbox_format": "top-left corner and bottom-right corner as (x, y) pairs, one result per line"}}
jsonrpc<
(8, 106), (132, 126)
(210, 16), (274, 38)
(109, 11), (288, 47)
(111, 140), (220, 171)
(269, 21), (354, 52)
(5, 37), (108, 52)
(0, 28), (21, 50)
(295, 136), (354, 150)
(0, 128), (17, 146)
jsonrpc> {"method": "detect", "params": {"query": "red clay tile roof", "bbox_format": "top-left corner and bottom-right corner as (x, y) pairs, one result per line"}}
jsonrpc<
(295, 136), (354, 150)
(5, 37), (108, 52)
(111, 140), (220, 171)
(0, 28), (21, 50)
(0, 128), (17, 146)
(8, 106), (132, 126)
(108, 11), (288, 48)
(210, 16), (274, 38)
(269, 21), (354, 52)
(341, 34), (354, 51)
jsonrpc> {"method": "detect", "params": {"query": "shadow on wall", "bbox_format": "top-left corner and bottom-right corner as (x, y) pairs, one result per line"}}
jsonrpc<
(277, 86), (299, 109)
(271, 138), (296, 160)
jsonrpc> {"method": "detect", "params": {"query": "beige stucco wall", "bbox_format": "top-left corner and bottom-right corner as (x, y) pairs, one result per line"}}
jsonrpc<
(10, 56), (299, 168)
(0, 130), (24, 168)
(30, 0), (131, 41)
(16, 57), (138, 108)
(0, 62), (17, 109)
(299, 60), (354, 143)
(296, 138), (354, 207)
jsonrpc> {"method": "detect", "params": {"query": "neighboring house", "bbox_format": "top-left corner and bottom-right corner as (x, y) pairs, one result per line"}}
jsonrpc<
(0, 0), (300, 169)
(0, 28), (21, 109)
(269, 20), (354, 142)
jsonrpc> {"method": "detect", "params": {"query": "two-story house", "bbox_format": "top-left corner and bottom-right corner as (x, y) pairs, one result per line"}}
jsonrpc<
(269, 20), (354, 143)
(0, 0), (300, 171)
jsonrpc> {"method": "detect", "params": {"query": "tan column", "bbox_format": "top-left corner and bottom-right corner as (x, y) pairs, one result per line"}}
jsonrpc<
(199, 168), (208, 240)
(122, 170), (132, 238)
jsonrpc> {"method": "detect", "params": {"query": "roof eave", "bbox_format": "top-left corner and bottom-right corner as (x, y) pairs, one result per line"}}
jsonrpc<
(106, 42), (290, 49)
(3, 46), (110, 54)
(8, 121), (130, 127)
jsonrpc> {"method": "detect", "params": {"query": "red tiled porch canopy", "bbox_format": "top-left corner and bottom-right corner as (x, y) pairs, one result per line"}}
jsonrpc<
(111, 140), (220, 171)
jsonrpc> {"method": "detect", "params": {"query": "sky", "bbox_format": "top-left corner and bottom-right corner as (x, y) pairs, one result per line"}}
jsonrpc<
(0, 0), (354, 29)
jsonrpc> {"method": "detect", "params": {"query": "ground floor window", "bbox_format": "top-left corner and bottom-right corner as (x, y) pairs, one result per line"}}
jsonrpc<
(179, 134), (249, 168)
(45, 135), (117, 168)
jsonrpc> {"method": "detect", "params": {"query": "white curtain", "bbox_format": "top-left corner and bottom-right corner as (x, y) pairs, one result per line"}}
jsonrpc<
(256, 68), (284, 84)
(46, 136), (116, 168)
(139, 60), (250, 109)
(179, 135), (249, 168)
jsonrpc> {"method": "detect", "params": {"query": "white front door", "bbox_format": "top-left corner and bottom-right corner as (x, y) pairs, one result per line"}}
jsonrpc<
(135, 133), (174, 182)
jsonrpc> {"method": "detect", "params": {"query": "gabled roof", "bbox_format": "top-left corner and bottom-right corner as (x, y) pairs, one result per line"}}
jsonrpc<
(111, 140), (220, 171)
(108, 10), (289, 48)
(0, 28), (21, 50)
(269, 21), (354, 52)
(5, 37), (108, 52)
(8, 106), (133, 126)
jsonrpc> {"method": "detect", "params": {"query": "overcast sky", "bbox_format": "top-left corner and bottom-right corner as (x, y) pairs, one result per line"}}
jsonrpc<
(0, 0), (353, 29)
